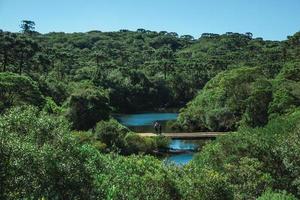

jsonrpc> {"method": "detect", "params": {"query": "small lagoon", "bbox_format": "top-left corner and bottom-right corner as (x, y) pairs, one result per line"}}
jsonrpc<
(114, 112), (178, 133)
(115, 112), (203, 165)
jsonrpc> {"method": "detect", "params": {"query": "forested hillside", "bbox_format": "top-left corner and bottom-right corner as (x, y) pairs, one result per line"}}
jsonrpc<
(175, 32), (300, 131)
(1, 22), (300, 199)
(2, 26), (298, 115)
(176, 62), (300, 131)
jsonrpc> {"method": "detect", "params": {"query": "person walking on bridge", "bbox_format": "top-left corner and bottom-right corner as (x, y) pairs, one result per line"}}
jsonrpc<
(154, 121), (159, 134)
(159, 123), (162, 135)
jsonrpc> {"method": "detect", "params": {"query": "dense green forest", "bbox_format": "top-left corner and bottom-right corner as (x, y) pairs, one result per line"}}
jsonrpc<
(1, 21), (300, 199)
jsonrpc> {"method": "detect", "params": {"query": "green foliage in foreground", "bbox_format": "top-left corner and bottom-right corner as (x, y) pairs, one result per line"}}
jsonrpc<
(75, 119), (170, 154)
(257, 190), (297, 200)
(1, 27), (300, 199)
(1, 106), (300, 199)
(191, 108), (300, 199)
(95, 118), (129, 151)
(0, 106), (230, 199)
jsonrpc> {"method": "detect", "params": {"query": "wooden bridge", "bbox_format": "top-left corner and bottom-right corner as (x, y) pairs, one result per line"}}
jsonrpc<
(138, 132), (228, 139)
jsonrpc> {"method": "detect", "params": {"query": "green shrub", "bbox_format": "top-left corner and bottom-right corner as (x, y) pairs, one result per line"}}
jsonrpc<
(95, 119), (129, 152)
(0, 106), (103, 199)
(43, 97), (62, 114)
(269, 62), (300, 117)
(224, 157), (273, 199)
(38, 76), (69, 105)
(124, 133), (156, 154)
(73, 130), (107, 152)
(192, 109), (300, 198)
(0, 72), (45, 113)
(96, 155), (178, 200)
(177, 67), (272, 131)
(67, 84), (111, 130)
(154, 135), (171, 150)
(241, 79), (272, 127)
(0, 106), (69, 146)
(257, 190), (297, 200)
(175, 166), (233, 200)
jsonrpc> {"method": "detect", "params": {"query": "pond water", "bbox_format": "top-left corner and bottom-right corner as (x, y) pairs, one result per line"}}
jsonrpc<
(164, 139), (200, 165)
(169, 139), (198, 151)
(114, 113), (202, 165)
(114, 113), (178, 133)
(164, 153), (194, 165)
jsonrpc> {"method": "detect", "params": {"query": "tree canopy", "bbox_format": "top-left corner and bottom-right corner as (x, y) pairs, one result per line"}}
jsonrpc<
(1, 23), (300, 199)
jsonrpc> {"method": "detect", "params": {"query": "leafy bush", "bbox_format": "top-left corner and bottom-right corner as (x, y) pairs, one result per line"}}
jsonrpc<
(96, 155), (178, 200)
(174, 166), (233, 200)
(154, 135), (171, 150)
(177, 67), (272, 131)
(269, 62), (300, 117)
(73, 130), (107, 152)
(0, 106), (69, 146)
(241, 79), (272, 127)
(0, 72), (45, 113)
(0, 106), (102, 199)
(43, 96), (62, 114)
(124, 133), (156, 154)
(192, 108), (300, 198)
(67, 84), (111, 130)
(257, 190), (297, 200)
(95, 118), (129, 152)
(224, 157), (273, 199)
(38, 76), (69, 105)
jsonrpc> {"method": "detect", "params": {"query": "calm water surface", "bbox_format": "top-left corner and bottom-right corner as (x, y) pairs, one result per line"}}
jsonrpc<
(114, 113), (178, 133)
(114, 113), (201, 165)
(164, 153), (195, 165)
(164, 139), (200, 165)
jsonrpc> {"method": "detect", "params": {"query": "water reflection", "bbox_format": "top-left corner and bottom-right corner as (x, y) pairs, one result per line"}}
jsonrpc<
(114, 113), (178, 133)
(115, 113), (178, 126)
(169, 139), (198, 151)
(114, 113), (206, 165)
(165, 139), (200, 165)
(165, 153), (194, 165)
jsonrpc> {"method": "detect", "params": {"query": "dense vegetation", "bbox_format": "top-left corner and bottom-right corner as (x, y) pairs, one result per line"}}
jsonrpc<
(176, 61), (300, 131)
(1, 104), (300, 199)
(1, 21), (300, 199)
(2, 25), (298, 115)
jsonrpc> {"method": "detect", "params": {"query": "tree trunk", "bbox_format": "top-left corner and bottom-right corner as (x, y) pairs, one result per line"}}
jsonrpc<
(2, 54), (8, 72)
(164, 63), (167, 79)
(19, 59), (23, 75)
(96, 56), (100, 67)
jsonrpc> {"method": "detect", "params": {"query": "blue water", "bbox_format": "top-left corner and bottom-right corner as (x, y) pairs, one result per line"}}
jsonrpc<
(169, 139), (198, 151)
(165, 139), (199, 165)
(165, 153), (194, 165)
(114, 113), (178, 133)
(115, 113), (178, 126)
(114, 113), (199, 165)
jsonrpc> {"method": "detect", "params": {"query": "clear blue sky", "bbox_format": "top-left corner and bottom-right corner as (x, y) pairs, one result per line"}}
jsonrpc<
(0, 0), (299, 40)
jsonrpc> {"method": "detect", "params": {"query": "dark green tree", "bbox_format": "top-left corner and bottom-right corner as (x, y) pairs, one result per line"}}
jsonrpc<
(0, 31), (15, 72)
(20, 20), (35, 34)
(14, 36), (39, 74)
(67, 84), (111, 130)
(156, 46), (174, 79)
(0, 72), (45, 113)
